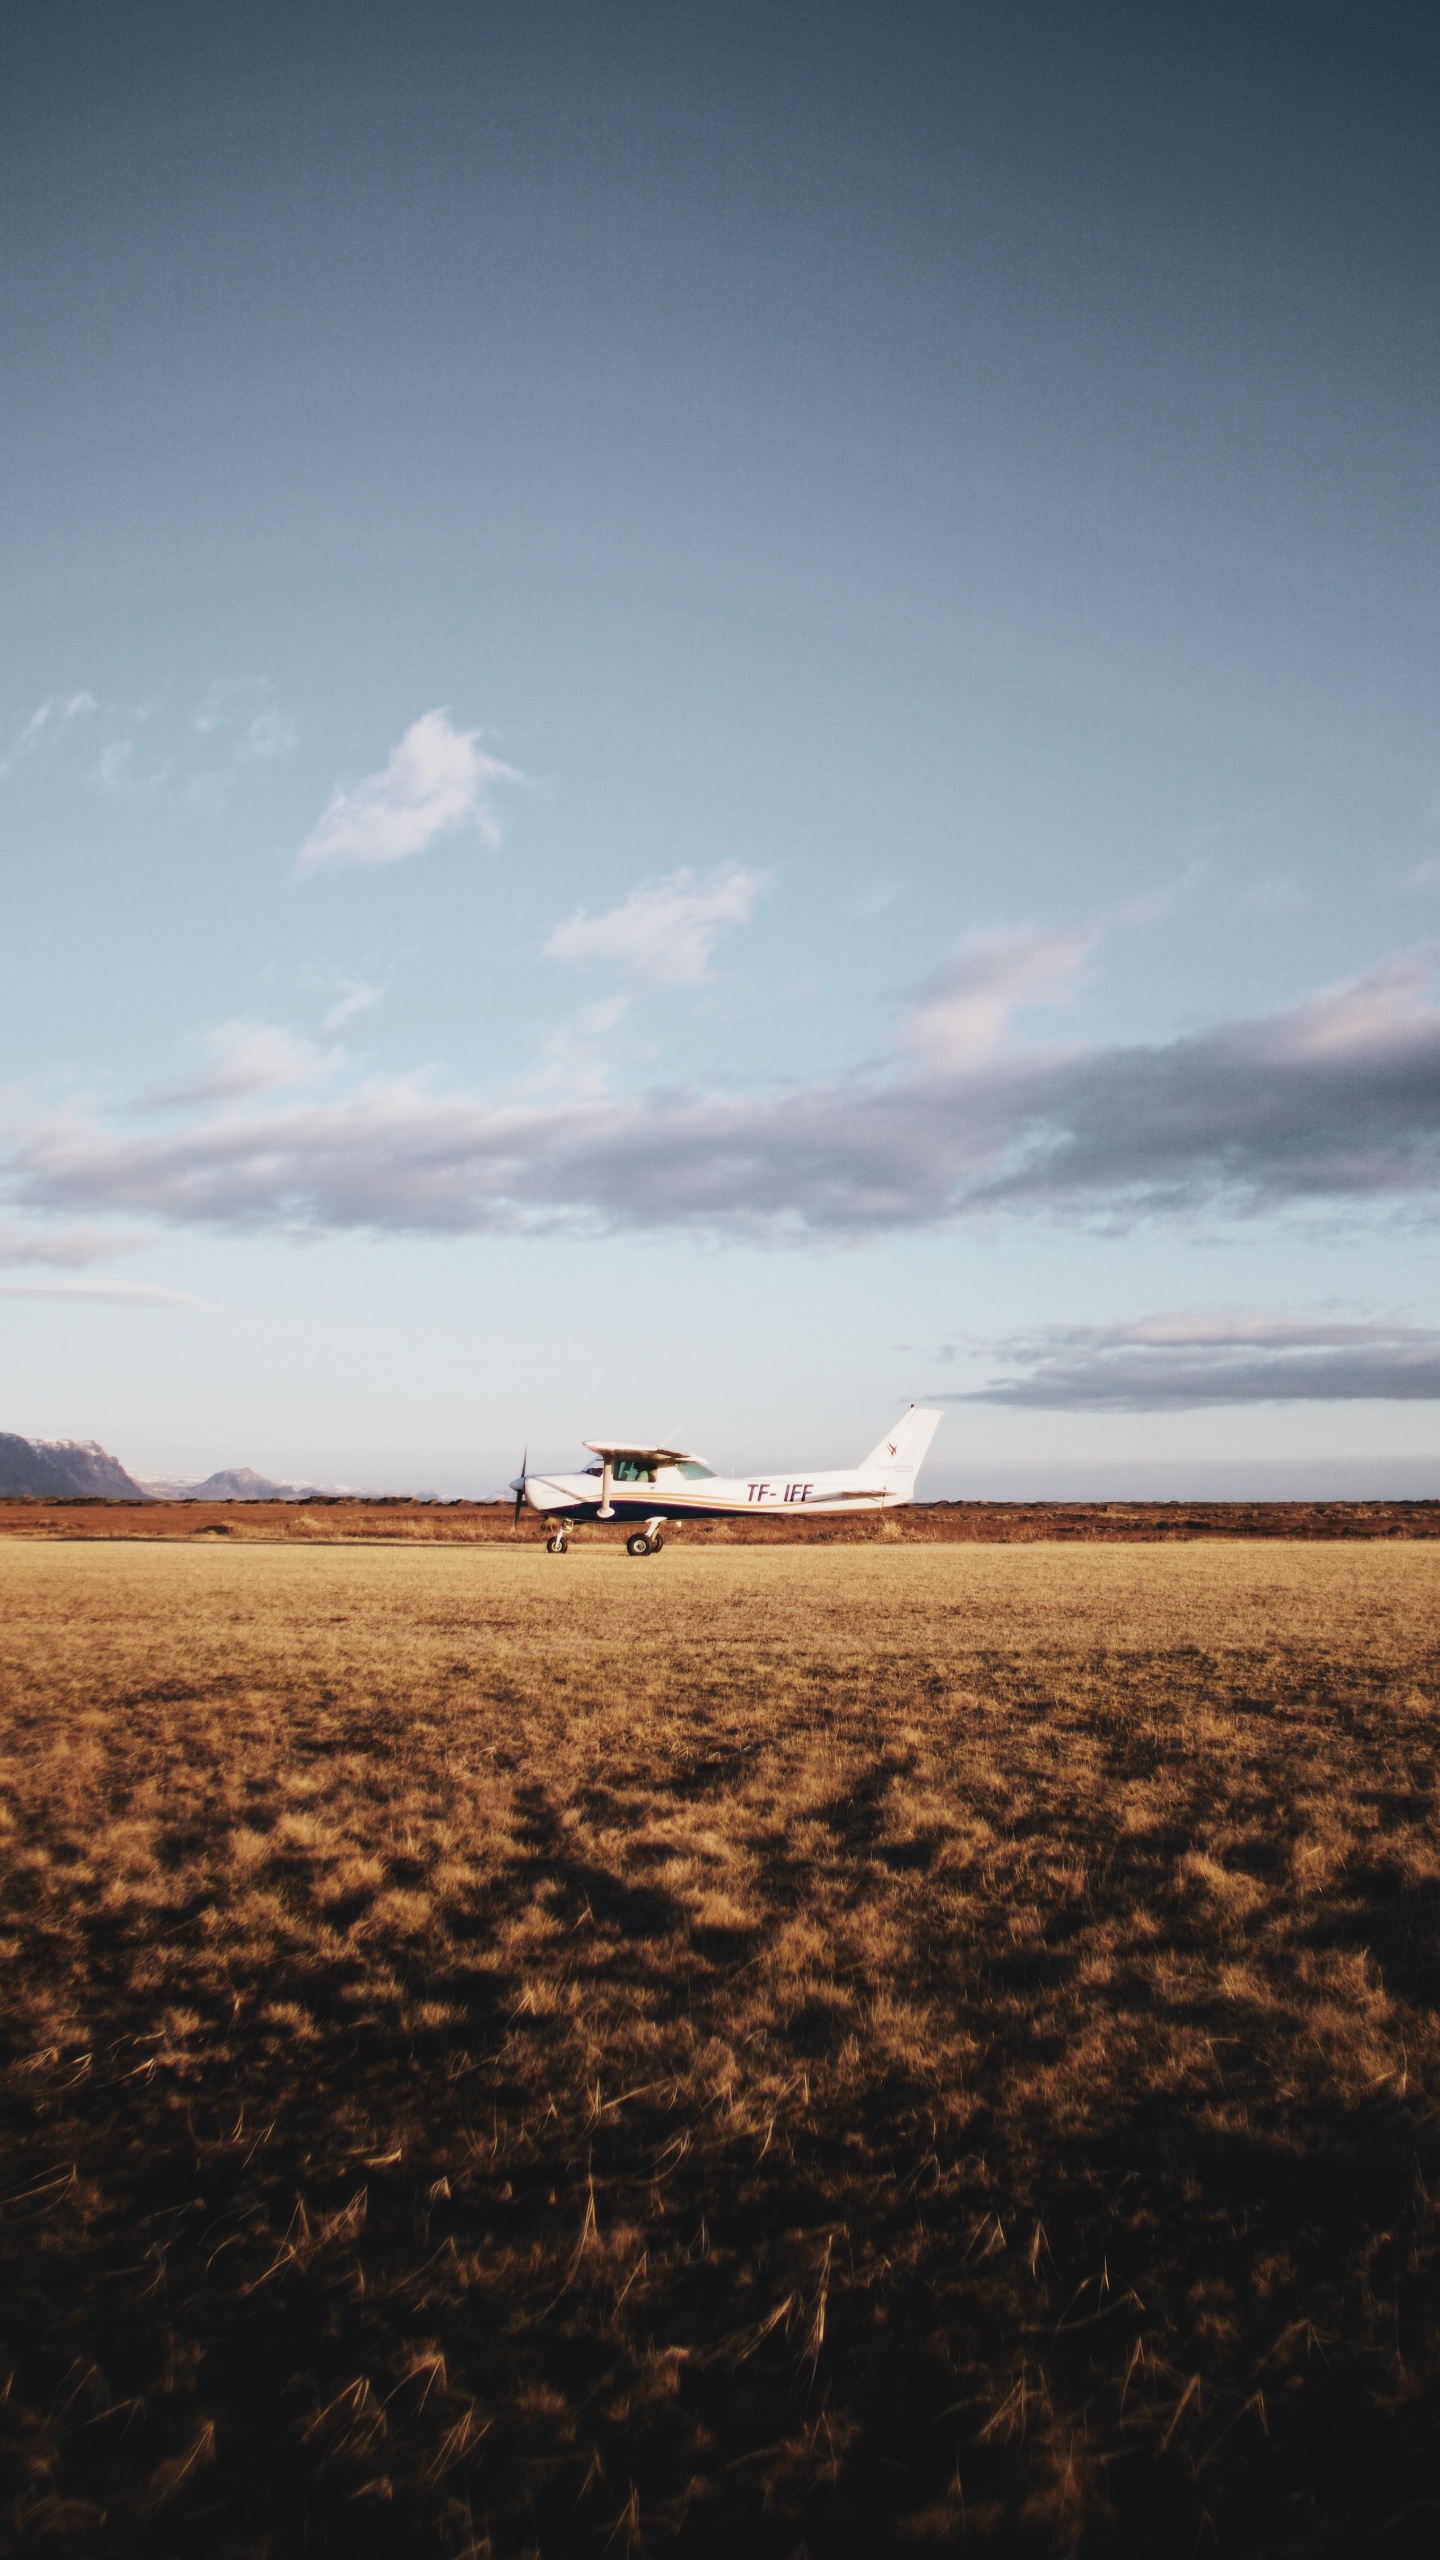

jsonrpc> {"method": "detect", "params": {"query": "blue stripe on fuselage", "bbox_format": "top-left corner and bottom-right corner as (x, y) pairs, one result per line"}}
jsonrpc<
(532, 1495), (889, 1521)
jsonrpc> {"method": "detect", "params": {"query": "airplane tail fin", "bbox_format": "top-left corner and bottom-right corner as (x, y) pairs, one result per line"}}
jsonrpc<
(859, 1405), (943, 1486)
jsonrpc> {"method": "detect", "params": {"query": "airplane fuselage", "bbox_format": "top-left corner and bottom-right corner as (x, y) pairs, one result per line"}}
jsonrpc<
(522, 1462), (914, 1524)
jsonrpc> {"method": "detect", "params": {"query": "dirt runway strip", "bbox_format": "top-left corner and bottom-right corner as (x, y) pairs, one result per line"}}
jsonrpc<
(3, 1542), (1439, 2555)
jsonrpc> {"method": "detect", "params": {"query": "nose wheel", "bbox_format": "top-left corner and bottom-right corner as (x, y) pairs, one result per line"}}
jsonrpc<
(546, 1532), (569, 1554)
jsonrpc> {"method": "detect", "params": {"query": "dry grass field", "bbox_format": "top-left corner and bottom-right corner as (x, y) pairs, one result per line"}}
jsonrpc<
(2, 1495), (1438, 1544)
(2, 1541), (1439, 2557)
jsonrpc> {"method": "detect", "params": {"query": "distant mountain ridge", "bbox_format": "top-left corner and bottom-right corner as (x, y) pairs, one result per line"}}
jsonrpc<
(2, 1435), (387, 1502)
(0, 1434), (152, 1500)
(139, 1467), (327, 1501)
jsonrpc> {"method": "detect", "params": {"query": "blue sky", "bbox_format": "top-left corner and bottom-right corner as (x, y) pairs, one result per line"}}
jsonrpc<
(4, 0), (1440, 1495)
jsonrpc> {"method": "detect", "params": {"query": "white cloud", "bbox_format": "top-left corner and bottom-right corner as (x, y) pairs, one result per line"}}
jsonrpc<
(543, 865), (765, 986)
(239, 704), (298, 762)
(90, 733), (175, 800)
(847, 879), (902, 919)
(192, 678), (297, 765)
(297, 710), (522, 875)
(136, 1022), (332, 1112)
(0, 1281), (209, 1310)
(1256, 944), (1439, 1063)
(20, 692), (97, 748)
(0, 1221), (129, 1268)
(4, 684), (297, 801)
(0, 691), (97, 778)
(1238, 877), (1310, 917)
(955, 1312), (1440, 1408)
(8, 938), (1440, 1244)
(897, 921), (1098, 1068)
(297, 965), (384, 1033)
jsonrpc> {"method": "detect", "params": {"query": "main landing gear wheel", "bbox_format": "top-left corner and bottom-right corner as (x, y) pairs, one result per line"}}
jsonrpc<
(626, 1531), (657, 1557)
(546, 1533), (568, 1554)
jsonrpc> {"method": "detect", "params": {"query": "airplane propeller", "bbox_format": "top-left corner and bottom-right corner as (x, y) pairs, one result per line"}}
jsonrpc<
(510, 1448), (528, 1531)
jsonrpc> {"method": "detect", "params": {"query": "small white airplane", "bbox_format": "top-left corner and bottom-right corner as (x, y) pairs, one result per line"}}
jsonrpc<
(509, 1405), (943, 1554)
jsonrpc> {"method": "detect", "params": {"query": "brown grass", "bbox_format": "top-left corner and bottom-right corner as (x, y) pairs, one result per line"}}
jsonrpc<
(1, 1541), (1439, 2557)
(2, 1494), (1438, 1542)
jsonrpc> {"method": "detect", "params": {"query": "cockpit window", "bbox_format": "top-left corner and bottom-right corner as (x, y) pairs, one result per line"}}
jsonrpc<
(676, 1461), (715, 1479)
(612, 1456), (657, 1484)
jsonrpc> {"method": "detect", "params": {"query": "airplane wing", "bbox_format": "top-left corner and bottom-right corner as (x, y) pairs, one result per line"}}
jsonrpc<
(583, 1441), (704, 1464)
